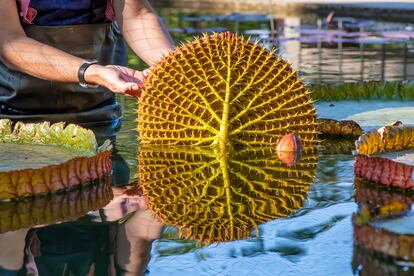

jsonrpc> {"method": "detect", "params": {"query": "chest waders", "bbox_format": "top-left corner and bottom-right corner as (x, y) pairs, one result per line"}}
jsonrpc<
(0, 22), (127, 128)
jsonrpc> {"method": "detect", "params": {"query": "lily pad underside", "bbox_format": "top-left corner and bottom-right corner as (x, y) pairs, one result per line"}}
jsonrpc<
(354, 124), (414, 190)
(139, 33), (318, 151)
(0, 120), (112, 200)
(139, 145), (317, 243)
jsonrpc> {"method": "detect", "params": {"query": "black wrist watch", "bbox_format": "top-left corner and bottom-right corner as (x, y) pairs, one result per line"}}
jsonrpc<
(78, 59), (99, 88)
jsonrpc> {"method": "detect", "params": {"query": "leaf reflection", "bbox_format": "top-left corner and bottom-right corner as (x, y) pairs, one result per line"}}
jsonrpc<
(139, 146), (317, 243)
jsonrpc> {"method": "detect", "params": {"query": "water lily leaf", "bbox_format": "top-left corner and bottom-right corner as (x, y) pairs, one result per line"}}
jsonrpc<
(0, 119), (112, 200)
(355, 123), (414, 155)
(139, 145), (317, 243)
(139, 33), (317, 149)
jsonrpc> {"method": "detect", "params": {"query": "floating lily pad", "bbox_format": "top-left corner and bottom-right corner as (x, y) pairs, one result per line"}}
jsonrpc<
(317, 118), (363, 137)
(346, 107), (414, 130)
(0, 119), (112, 200)
(316, 101), (414, 131)
(139, 145), (317, 243)
(354, 123), (414, 190)
(0, 144), (86, 172)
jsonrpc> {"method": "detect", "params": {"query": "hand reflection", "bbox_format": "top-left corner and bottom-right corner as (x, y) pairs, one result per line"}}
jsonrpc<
(115, 205), (164, 276)
(0, 228), (29, 272)
(0, 185), (163, 276)
(107, 185), (164, 276)
(100, 185), (148, 222)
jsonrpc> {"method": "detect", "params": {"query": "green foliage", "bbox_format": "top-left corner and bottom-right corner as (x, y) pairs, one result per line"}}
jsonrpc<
(0, 119), (98, 155)
(311, 81), (414, 101)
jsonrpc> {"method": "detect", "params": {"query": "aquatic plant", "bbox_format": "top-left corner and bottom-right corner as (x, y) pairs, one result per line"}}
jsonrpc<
(354, 122), (414, 190)
(0, 119), (112, 200)
(355, 121), (414, 155)
(311, 81), (414, 101)
(139, 145), (317, 243)
(138, 33), (317, 151)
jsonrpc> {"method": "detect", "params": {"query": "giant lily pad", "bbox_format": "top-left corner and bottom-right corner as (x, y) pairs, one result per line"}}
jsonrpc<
(139, 33), (318, 150)
(354, 123), (414, 190)
(317, 100), (414, 131)
(0, 119), (112, 200)
(139, 146), (317, 243)
(317, 118), (363, 137)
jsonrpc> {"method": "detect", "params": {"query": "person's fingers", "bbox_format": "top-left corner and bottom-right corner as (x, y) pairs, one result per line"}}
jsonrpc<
(142, 68), (152, 78)
(119, 82), (142, 97)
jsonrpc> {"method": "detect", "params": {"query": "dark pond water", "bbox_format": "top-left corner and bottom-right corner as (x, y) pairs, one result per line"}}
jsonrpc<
(2, 9), (414, 276)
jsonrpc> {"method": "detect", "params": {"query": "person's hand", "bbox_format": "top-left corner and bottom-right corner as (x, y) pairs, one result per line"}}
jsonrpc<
(85, 64), (148, 97)
(101, 186), (148, 222)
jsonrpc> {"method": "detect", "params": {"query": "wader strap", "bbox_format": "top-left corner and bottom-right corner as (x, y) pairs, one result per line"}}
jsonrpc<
(17, 0), (37, 24)
(18, 0), (114, 24)
(93, 0), (115, 22)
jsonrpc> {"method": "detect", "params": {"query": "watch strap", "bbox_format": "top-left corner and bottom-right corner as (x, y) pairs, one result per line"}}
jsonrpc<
(78, 60), (99, 88)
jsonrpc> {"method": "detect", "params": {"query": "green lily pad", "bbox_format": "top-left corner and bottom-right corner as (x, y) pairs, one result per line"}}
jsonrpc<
(0, 119), (112, 200)
(0, 143), (87, 172)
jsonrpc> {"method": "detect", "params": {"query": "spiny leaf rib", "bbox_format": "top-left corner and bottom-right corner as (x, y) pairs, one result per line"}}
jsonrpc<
(139, 33), (317, 148)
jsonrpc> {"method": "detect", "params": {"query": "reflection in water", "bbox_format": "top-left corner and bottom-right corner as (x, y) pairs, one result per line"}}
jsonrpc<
(353, 178), (414, 274)
(139, 146), (318, 243)
(0, 177), (113, 234)
(318, 138), (356, 155)
(0, 183), (162, 275)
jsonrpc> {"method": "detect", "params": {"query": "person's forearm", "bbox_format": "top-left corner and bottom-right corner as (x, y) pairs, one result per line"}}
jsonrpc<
(0, 35), (84, 82)
(0, 35), (124, 89)
(0, 0), (144, 96)
(114, 0), (174, 66)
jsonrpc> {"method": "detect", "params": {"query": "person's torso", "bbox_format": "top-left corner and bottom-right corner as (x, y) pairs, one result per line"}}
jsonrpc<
(0, 0), (126, 126)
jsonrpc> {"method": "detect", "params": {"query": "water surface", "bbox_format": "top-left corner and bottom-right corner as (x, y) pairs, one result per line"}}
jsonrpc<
(2, 9), (414, 276)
